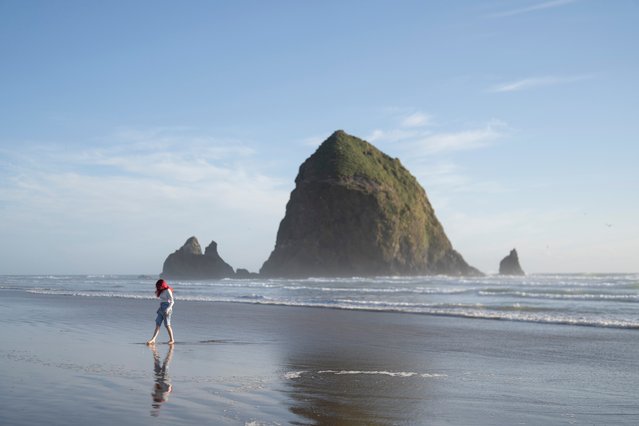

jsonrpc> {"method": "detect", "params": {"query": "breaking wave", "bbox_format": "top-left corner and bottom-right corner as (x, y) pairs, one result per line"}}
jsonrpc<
(6, 273), (639, 331)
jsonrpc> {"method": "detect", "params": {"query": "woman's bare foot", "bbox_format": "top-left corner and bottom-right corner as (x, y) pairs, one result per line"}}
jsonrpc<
(146, 340), (156, 345)
(168, 340), (175, 345)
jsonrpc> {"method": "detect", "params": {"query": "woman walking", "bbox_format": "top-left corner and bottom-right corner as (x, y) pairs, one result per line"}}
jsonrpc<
(147, 279), (175, 345)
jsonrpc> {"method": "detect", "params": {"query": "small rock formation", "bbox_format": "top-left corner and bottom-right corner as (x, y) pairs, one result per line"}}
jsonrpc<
(235, 268), (260, 279)
(260, 130), (481, 277)
(162, 236), (234, 279)
(499, 249), (525, 275)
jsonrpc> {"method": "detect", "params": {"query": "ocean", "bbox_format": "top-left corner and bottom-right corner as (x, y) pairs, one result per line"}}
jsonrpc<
(3, 273), (638, 329)
(3, 273), (639, 424)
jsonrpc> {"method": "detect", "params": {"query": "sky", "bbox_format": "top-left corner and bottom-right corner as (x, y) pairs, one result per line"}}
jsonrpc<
(0, 0), (638, 275)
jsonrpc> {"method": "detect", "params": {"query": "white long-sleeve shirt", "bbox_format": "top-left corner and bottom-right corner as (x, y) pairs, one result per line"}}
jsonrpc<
(159, 288), (174, 311)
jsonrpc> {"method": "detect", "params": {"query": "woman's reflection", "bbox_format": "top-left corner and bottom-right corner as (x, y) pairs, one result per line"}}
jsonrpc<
(149, 344), (173, 416)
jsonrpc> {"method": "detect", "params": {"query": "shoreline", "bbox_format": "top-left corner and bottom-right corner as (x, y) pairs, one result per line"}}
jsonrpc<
(14, 285), (639, 331)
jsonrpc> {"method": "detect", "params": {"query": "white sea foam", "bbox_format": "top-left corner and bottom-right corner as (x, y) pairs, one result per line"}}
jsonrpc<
(284, 371), (305, 379)
(318, 370), (447, 378)
(25, 289), (639, 329)
(285, 370), (446, 379)
(26, 289), (154, 300)
(479, 290), (639, 301)
(9, 274), (639, 331)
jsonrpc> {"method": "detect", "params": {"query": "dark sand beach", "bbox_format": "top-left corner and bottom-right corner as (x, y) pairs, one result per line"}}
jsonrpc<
(2, 290), (638, 425)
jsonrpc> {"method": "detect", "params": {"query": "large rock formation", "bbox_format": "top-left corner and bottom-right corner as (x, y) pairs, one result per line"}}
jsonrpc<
(162, 236), (234, 279)
(260, 130), (481, 277)
(499, 248), (525, 275)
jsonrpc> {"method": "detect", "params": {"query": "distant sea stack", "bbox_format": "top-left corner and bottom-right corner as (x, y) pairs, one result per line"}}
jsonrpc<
(499, 249), (525, 276)
(162, 237), (234, 279)
(260, 130), (481, 278)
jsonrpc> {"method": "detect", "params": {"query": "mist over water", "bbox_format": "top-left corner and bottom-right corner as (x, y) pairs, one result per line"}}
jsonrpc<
(2, 273), (638, 330)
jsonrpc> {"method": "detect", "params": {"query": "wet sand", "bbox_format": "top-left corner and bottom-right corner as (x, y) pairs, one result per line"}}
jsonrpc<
(1, 290), (638, 425)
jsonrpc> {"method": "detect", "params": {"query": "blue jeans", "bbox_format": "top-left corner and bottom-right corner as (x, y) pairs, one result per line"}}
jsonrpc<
(155, 302), (172, 327)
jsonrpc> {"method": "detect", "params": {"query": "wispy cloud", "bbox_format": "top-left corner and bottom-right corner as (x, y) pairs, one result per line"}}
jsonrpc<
(300, 135), (327, 147)
(364, 113), (509, 201)
(9, 128), (288, 212)
(370, 119), (507, 156)
(489, 74), (592, 93)
(487, 0), (577, 18)
(368, 128), (421, 144)
(369, 110), (508, 156)
(0, 127), (291, 272)
(411, 161), (507, 195)
(401, 112), (432, 128)
(368, 110), (433, 144)
(409, 120), (507, 155)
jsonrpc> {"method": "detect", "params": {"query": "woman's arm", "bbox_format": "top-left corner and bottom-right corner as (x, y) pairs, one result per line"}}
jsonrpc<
(166, 289), (175, 311)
